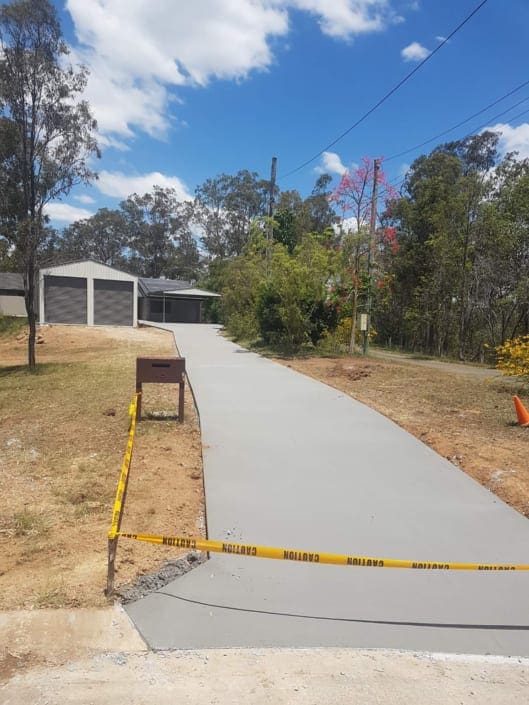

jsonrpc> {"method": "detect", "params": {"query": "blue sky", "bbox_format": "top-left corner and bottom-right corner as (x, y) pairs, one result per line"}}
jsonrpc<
(47, 0), (529, 226)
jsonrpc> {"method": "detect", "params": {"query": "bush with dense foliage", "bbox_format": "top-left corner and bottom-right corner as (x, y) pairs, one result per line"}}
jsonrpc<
(221, 229), (341, 353)
(496, 336), (529, 377)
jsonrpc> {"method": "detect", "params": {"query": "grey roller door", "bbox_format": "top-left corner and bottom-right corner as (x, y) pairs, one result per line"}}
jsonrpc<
(94, 279), (134, 326)
(44, 275), (87, 324)
(166, 298), (200, 323)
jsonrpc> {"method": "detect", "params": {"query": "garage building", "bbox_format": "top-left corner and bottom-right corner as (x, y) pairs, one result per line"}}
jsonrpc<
(39, 261), (138, 327)
(138, 277), (220, 324)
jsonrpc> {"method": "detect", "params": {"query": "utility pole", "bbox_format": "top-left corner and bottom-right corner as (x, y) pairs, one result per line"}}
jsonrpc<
(363, 157), (380, 356)
(267, 156), (277, 274)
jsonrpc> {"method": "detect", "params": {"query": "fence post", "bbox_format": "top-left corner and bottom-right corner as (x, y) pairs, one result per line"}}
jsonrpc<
(106, 536), (119, 596)
(105, 394), (138, 598)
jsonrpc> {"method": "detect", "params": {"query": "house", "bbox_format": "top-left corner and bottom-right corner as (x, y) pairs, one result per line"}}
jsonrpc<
(0, 259), (220, 326)
(138, 277), (220, 324)
(0, 272), (27, 317)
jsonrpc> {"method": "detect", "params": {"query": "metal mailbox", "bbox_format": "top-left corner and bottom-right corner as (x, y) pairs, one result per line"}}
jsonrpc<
(136, 357), (186, 422)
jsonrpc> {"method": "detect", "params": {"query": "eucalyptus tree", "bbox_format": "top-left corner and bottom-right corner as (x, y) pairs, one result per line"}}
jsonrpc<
(0, 0), (98, 368)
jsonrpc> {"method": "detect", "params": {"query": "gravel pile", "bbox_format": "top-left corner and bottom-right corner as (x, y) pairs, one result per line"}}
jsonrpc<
(117, 551), (207, 603)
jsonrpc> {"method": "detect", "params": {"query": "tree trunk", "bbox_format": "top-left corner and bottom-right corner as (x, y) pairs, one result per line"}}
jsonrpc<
(349, 283), (359, 355)
(24, 256), (37, 371)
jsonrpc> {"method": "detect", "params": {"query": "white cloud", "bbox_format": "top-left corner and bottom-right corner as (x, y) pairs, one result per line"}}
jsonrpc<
(74, 194), (96, 204)
(66, 1), (401, 144)
(321, 151), (348, 175)
(45, 203), (93, 223)
(485, 122), (529, 160)
(66, 0), (289, 140)
(401, 41), (430, 62)
(333, 216), (361, 236)
(315, 151), (358, 176)
(288, 0), (398, 39)
(96, 170), (192, 201)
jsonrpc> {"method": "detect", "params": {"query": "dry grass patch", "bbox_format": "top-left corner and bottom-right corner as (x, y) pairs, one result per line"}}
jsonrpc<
(0, 323), (205, 609)
(280, 355), (529, 518)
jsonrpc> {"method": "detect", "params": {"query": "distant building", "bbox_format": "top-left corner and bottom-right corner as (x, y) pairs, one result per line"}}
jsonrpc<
(0, 260), (219, 326)
(0, 272), (26, 317)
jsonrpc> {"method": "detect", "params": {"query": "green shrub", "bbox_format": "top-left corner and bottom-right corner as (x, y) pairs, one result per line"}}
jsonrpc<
(226, 311), (259, 342)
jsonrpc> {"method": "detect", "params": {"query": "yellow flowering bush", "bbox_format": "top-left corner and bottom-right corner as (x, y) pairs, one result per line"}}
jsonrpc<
(335, 317), (377, 347)
(496, 335), (529, 377)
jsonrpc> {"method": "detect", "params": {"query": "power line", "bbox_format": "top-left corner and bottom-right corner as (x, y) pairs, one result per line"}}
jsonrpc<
(279, 0), (490, 180)
(377, 104), (529, 198)
(385, 79), (529, 162)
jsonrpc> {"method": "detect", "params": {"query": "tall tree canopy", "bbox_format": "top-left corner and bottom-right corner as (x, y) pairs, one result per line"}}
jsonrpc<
(194, 170), (271, 258)
(0, 0), (98, 368)
(377, 132), (529, 359)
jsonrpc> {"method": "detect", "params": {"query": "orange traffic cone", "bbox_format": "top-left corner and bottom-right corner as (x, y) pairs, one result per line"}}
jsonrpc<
(513, 396), (529, 427)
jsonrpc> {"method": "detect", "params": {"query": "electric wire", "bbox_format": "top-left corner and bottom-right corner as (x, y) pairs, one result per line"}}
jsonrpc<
(385, 78), (529, 163)
(378, 102), (529, 197)
(278, 0), (490, 180)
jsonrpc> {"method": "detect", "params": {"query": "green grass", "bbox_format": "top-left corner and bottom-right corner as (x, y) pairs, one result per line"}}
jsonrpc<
(11, 508), (50, 538)
(0, 315), (27, 337)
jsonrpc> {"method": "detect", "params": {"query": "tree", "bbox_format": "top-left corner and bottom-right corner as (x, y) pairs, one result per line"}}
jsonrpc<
(58, 208), (129, 267)
(120, 187), (177, 277)
(382, 134), (502, 358)
(0, 0), (98, 369)
(437, 132), (500, 359)
(195, 170), (271, 258)
(330, 157), (396, 353)
(272, 178), (337, 253)
(165, 223), (202, 281)
(305, 173), (336, 233)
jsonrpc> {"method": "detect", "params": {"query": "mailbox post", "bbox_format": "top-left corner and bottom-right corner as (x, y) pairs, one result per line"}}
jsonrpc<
(136, 357), (186, 422)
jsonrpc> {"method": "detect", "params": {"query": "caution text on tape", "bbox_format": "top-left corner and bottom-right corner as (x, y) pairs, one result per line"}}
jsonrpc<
(116, 531), (528, 571)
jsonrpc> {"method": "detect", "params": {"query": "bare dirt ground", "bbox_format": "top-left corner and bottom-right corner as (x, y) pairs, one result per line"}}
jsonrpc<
(277, 355), (529, 518)
(0, 323), (205, 610)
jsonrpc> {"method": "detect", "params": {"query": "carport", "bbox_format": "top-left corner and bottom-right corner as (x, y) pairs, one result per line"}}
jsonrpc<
(138, 278), (220, 323)
(39, 260), (138, 327)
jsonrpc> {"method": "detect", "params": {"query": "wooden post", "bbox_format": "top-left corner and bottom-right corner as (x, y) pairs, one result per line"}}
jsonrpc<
(136, 381), (142, 421)
(363, 158), (380, 357)
(267, 156), (277, 275)
(178, 379), (185, 423)
(106, 536), (119, 597)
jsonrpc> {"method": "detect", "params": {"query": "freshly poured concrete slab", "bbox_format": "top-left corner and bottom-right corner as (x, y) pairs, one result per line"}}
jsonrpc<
(127, 324), (529, 654)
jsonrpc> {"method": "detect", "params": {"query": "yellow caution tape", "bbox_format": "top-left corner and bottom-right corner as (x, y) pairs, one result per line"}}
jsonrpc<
(116, 531), (529, 571)
(108, 394), (139, 538)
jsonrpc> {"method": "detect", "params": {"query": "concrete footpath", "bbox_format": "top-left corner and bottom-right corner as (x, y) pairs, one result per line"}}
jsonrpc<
(2, 608), (528, 703)
(3, 617), (528, 705)
(127, 325), (529, 655)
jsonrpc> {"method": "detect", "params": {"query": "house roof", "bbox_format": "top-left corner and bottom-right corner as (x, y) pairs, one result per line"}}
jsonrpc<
(161, 287), (221, 298)
(138, 277), (192, 296)
(0, 272), (24, 291)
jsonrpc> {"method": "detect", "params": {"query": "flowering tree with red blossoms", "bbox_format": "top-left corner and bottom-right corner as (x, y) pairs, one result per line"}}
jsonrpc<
(328, 157), (398, 353)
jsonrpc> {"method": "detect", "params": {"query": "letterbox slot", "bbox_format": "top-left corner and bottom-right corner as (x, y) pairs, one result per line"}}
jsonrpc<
(152, 363), (171, 368)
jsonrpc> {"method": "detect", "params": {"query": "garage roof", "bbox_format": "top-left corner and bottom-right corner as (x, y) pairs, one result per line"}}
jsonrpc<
(138, 277), (192, 295)
(162, 287), (221, 298)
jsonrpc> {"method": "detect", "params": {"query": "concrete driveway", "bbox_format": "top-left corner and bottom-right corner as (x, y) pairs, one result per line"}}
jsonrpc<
(126, 325), (529, 655)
